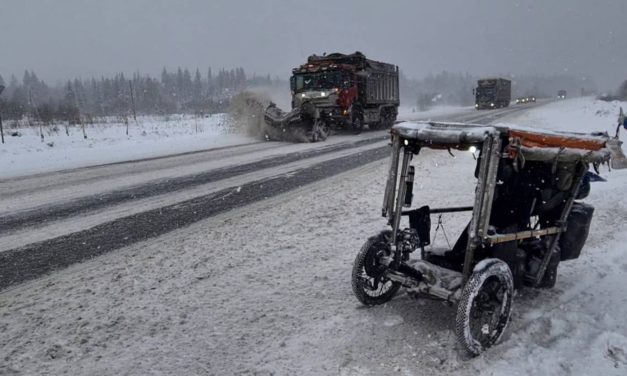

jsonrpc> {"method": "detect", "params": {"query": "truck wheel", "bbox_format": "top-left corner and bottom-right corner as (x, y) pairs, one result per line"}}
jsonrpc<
(351, 231), (400, 306)
(369, 122), (382, 131)
(455, 259), (514, 355)
(352, 117), (364, 134)
(374, 108), (395, 130)
(318, 123), (330, 141)
(307, 121), (329, 142)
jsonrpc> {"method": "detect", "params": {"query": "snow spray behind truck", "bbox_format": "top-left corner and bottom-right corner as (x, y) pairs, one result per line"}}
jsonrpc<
(474, 78), (511, 110)
(263, 52), (400, 142)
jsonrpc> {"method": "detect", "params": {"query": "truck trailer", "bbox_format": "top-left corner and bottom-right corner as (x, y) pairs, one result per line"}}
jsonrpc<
(475, 78), (511, 110)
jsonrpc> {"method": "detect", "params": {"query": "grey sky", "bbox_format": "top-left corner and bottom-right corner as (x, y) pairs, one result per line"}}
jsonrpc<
(1, 0), (625, 90)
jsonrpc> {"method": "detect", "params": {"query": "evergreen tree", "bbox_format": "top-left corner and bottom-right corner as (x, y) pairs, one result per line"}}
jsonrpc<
(193, 68), (202, 100)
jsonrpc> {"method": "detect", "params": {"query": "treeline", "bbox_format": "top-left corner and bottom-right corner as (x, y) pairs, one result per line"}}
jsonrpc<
(400, 71), (476, 109)
(0, 68), (285, 123)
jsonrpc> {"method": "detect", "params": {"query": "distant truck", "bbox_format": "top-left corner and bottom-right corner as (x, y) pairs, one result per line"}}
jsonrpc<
(474, 78), (511, 110)
(264, 51), (400, 141)
(557, 90), (567, 99)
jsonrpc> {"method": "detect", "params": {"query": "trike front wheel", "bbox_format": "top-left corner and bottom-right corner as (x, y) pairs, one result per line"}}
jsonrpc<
(455, 258), (514, 355)
(351, 231), (400, 306)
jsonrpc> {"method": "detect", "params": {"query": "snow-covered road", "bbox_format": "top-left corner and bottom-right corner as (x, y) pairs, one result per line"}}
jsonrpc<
(0, 104), (532, 260)
(2, 98), (626, 375)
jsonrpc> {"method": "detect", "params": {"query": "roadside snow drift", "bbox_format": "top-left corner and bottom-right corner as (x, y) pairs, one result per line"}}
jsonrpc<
(0, 114), (255, 179)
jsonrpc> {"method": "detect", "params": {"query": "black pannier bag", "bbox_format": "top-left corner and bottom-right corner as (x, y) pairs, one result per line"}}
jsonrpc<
(560, 202), (595, 261)
(409, 206), (431, 247)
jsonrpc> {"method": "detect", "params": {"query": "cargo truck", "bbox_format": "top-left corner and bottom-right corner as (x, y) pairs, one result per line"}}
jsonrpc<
(474, 78), (511, 110)
(264, 52), (400, 142)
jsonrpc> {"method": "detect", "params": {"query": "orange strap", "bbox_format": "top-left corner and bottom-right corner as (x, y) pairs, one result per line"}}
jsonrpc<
(509, 130), (605, 151)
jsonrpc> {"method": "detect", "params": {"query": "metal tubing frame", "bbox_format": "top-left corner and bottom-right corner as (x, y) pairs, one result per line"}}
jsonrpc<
(382, 136), (401, 221)
(401, 206), (473, 215)
(532, 162), (588, 286)
(390, 147), (412, 250)
(487, 226), (561, 245)
(462, 134), (502, 282)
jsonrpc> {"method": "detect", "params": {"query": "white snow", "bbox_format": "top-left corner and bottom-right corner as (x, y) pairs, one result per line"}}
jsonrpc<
(397, 105), (473, 121)
(2, 97), (627, 375)
(500, 96), (626, 134)
(0, 114), (256, 179)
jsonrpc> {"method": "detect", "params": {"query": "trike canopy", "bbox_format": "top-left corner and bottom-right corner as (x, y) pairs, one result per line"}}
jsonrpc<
(391, 121), (611, 164)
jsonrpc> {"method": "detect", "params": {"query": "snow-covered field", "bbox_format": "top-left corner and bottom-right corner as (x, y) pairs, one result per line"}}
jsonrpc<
(2, 97), (627, 375)
(0, 114), (256, 179)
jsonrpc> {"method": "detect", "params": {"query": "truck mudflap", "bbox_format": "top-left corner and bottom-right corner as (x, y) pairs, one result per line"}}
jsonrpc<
(263, 103), (329, 142)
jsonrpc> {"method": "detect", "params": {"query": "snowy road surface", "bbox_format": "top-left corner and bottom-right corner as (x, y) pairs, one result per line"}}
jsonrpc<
(0, 103), (535, 286)
(3, 98), (627, 375)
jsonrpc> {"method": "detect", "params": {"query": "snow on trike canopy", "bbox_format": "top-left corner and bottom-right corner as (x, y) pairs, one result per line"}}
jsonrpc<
(351, 120), (610, 355)
(391, 121), (610, 164)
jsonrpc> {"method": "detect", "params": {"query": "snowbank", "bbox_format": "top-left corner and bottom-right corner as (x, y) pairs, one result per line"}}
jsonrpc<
(500, 96), (626, 134)
(0, 114), (256, 179)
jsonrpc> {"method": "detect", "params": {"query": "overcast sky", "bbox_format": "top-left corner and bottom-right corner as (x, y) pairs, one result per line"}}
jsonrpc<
(0, 0), (625, 90)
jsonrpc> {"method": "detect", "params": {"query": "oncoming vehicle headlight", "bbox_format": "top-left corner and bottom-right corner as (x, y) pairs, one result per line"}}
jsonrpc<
(469, 146), (477, 153)
(490, 103), (495, 107)
(320, 91), (326, 97)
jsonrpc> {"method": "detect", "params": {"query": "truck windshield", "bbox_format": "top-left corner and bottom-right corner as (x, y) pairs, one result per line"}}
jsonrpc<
(293, 72), (350, 92)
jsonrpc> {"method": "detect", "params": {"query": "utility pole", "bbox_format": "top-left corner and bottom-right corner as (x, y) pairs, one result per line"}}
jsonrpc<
(0, 85), (5, 144)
